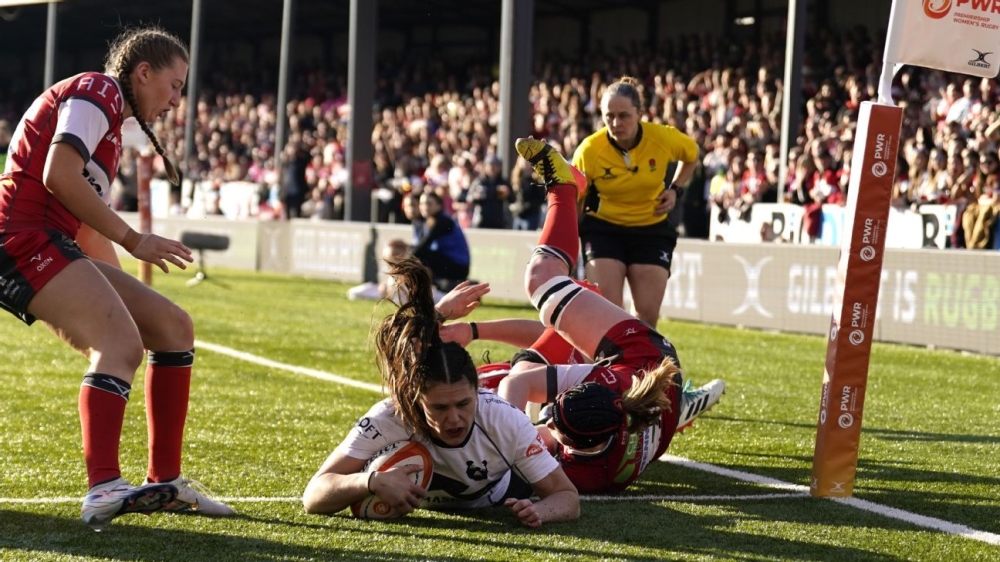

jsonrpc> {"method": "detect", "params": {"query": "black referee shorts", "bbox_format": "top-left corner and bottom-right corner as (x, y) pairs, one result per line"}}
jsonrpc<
(580, 214), (677, 272)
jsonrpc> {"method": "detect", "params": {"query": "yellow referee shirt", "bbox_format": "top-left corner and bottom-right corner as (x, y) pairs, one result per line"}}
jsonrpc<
(572, 122), (698, 227)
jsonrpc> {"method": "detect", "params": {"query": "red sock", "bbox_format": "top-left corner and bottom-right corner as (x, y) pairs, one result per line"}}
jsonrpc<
(537, 183), (580, 269)
(145, 350), (193, 483)
(79, 373), (130, 488)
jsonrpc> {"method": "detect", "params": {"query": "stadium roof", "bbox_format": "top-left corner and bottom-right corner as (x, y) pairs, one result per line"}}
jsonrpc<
(0, 0), (662, 49)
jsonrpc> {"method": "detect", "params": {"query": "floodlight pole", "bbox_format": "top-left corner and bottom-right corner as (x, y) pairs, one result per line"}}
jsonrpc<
(777, 0), (805, 203)
(43, 0), (56, 87)
(183, 0), (204, 180)
(275, 0), (295, 179)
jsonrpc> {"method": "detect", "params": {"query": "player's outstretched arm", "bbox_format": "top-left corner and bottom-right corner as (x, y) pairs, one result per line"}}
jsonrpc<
(440, 318), (546, 349)
(303, 451), (426, 515)
(505, 466), (579, 527)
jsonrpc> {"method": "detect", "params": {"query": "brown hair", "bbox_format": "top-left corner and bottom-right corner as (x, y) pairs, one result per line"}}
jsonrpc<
(620, 357), (680, 433)
(552, 356), (680, 447)
(372, 255), (478, 435)
(603, 76), (645, 113)
(104, 26), (188, 186)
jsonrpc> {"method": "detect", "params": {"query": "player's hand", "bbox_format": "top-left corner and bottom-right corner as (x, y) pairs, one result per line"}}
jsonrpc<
(435, 280), (490, 321)
(654, 187), (678, 216)
(439, 321), (477, 347)
(129, 233), (193, 273)
(368, 465), (426, 515)
(505, 497), (542, 528)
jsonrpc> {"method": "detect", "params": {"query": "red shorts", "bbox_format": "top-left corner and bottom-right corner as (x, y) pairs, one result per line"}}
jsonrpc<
(593, 318), (682, 381)
(0, 229), (87, 325)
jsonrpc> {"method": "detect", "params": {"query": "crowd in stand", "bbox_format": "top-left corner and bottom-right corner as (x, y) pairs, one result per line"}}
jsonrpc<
(1, 24), (998, 249)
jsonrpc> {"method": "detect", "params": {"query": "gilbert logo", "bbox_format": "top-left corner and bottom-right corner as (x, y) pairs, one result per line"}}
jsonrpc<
(732, 255), (773, 318)
(969, 49), (993, 70)
(923, 0), (951, 19)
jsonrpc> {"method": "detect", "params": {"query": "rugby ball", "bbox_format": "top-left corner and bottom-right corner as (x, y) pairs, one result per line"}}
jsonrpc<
(350, 440), (433, 519)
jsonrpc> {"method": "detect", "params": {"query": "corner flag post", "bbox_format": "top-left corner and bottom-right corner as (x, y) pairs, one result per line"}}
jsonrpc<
(811, 0), (1000, 498)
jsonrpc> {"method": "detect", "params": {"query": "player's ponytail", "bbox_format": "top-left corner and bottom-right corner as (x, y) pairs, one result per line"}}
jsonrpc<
(373, 255), (477, 434)
(620, 357), (680, 433)
(105, 26), (188, 186)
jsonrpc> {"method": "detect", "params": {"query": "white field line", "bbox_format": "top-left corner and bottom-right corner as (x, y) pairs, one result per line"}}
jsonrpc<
(8, 340), (995, 546)
(661, 456), (1000, 547)
(194, 340), (384, 394)
(0, 493), (807, 505)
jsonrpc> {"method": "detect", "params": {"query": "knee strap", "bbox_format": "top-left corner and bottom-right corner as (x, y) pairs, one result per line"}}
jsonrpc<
(530, 276), (584, 329)
(532, 245), (572, 270)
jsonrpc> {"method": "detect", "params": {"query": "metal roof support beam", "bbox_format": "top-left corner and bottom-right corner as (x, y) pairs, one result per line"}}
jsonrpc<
(497, 0), (534, 176)
(345, 0), (377, 222)
(43, 0), (56, 87)
(778, 0), (806, 201)
(183, 0), (204, 179)
(275, 0), (296, 172)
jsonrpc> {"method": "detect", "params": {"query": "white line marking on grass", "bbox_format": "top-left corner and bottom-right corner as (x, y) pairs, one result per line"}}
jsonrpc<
(661, 455), (1000, 547)
(0, 493), (807, 505)
(194, 340), (1000, 547)
(583, 492), (808, 502)
(195, 340), (383, 394)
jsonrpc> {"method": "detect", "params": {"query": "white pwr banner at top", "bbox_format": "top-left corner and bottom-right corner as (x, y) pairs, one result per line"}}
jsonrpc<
(885, 0), (1000, 78)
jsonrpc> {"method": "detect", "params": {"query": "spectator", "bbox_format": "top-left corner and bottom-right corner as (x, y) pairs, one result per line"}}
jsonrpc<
(508, 157), (546, 231)
(468, 155), (511, 229)
(346, 238), (411, 302)
(113, 147), (140, 213)
(413, 190), (471, 294)
(962, 152), (1000, 248)
(279, 141), (310, 219)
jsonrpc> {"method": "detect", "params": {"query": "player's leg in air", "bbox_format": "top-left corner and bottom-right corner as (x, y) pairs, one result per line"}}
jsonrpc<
(505, 138), (727, 426)
(513, 137), (636, 356)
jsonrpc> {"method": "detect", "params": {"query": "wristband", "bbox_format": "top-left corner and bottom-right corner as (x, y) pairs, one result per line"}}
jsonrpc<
(367, 471), (376, 494)
(469, 322), (479, 340)
(121, 229), (141, 253)
(668, 183), (685, 199)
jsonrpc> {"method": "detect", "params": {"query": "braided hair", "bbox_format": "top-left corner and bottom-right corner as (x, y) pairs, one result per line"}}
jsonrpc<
(372, 255), (478, 436)
(104, 26), (188, 186)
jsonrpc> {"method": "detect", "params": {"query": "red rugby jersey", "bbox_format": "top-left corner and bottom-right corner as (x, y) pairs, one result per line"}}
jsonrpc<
(1, 72), (124, 237)
(556, 366), (681, 494)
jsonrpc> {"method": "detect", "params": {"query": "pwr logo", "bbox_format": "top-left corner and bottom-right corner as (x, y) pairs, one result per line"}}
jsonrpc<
(923, 0), (951, 19)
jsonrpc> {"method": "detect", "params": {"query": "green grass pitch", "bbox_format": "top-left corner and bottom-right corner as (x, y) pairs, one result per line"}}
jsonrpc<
(1, 263), (997, 561)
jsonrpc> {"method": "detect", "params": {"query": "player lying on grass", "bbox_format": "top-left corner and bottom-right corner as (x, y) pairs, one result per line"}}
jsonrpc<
(302, 256), (579, 527)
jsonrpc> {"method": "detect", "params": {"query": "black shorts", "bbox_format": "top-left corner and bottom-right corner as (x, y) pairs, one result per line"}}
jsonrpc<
(580, 214), (677, 271)
(0, 229), (87, 325)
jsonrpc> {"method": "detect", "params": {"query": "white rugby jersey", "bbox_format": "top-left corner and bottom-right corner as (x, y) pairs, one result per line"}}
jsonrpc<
(336, 390), (558, 509)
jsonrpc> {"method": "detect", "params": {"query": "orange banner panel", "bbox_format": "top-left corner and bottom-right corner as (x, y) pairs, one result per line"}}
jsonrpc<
(811, 102), (903, 497)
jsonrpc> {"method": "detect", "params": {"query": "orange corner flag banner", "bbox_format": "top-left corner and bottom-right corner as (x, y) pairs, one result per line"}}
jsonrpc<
(884, 0), (1000, 78)
(811, 102), (902, 498)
